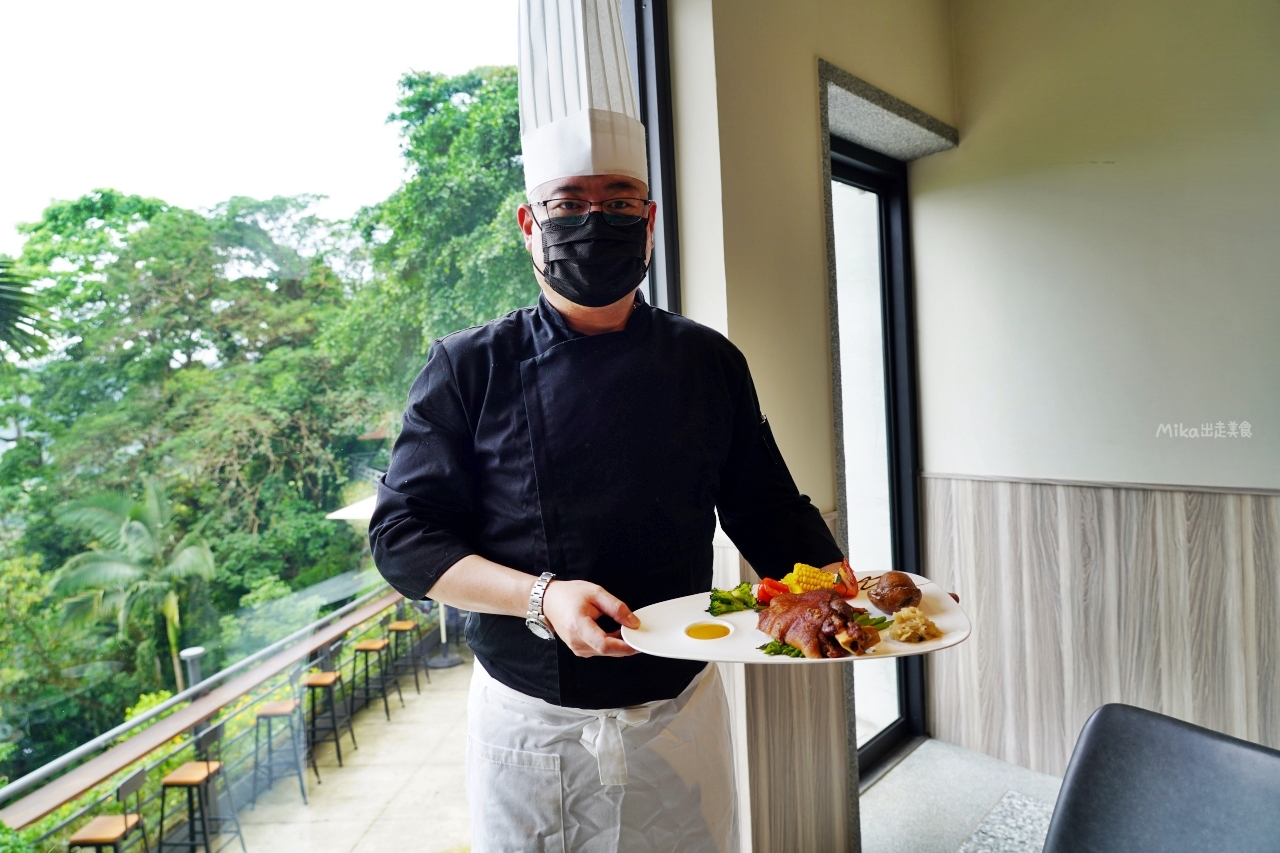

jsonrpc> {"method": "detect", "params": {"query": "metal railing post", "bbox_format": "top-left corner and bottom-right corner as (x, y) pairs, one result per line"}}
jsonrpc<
(180, 647), (208, 737)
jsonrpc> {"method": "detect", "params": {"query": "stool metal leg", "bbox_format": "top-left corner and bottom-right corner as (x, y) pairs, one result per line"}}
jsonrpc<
(377, 649), (391, 720)
(344, 669), (358, 746)
(328, 685), (344, 766)
(339, 676), (357, 750)
(197, 782), (214, 853)
(217, 765), (247, 853)
(251, 719), (261, 808)
(391, 650), (405, 707)
(158, 788), (168, 851)
(286, 714), (309, 803)
(185, 786), (199, 850)
(394, 630), (421, 694)
(415, 623), (431, 684)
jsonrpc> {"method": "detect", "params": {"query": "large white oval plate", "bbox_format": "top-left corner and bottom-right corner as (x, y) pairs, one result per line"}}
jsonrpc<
(620, 572), (971, 663)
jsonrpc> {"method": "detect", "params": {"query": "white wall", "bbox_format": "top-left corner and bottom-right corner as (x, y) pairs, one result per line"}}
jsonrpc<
(911, 0), (1280, 490)
(670, 0), (956, 512)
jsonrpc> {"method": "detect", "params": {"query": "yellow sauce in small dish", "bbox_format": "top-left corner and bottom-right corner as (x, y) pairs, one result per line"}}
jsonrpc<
(685, 622), (731, 640)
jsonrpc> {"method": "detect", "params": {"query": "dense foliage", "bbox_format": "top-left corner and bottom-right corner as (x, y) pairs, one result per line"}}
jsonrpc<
(325, 66), (530, 390)
(0, 65), (536, 784)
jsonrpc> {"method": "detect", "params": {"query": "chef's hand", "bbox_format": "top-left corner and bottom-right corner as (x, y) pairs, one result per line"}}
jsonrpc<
(541, 580), (640, 658)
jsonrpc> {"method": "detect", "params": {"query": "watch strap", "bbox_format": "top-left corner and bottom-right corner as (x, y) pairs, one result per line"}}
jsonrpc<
(525, 572), (556, 638)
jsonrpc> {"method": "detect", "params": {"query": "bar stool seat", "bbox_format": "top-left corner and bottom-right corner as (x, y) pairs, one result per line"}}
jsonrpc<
(303, 671), (340, 688)
(71, 765), (151, 853)
(158, 722), (244, 853)
(163, 760), (222, 787)
(69, 814), (140, 846)
(352, 616), (403, 721)
(251, 667), (313, 807)
(388, 614), (426, 693)
(256, 699), (300, 717)
(305, 639), (358, 768)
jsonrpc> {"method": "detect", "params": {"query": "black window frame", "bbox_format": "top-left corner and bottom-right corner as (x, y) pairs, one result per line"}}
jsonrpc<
(622, 0), (681, 314)
(829, 136), (927, 775)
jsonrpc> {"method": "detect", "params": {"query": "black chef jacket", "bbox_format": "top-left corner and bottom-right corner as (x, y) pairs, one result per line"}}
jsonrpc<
(369, 293), (844, 709)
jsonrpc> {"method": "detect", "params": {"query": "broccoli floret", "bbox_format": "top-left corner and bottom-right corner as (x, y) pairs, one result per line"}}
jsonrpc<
(707, 582), (758, 616)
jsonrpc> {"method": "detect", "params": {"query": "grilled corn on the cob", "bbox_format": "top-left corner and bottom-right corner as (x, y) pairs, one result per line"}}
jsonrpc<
(780, 563), (837, 593)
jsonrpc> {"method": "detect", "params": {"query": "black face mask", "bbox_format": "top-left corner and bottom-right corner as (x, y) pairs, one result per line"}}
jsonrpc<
(536, 211), (650, 307)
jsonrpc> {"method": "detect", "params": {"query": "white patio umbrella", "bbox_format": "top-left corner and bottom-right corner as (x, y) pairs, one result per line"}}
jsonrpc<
(325, 492), (464, 668)
(325, 494), (377, 520)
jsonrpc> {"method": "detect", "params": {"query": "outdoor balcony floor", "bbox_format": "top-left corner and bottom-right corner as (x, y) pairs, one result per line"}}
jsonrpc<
(239, 652), (474, 853)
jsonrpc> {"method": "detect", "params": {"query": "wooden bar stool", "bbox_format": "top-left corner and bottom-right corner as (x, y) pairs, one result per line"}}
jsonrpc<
(251, 666), (314, 807)
(351, 616), (403, 721)
(388, 604), (428, 694)
(69, 767), (149, 852)
(157, 722), (244, 853)
(305, 639), (357, 766)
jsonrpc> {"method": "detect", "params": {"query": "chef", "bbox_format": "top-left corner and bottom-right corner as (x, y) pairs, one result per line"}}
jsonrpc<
(369, 1), (846, 850)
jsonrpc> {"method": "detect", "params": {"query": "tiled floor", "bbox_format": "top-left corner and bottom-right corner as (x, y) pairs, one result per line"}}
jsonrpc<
(860, 738), (1063, 853)
(239, 654), (474, 853)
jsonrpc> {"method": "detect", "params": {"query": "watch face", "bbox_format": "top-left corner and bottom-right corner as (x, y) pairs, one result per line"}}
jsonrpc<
(526, 619), (554, 640)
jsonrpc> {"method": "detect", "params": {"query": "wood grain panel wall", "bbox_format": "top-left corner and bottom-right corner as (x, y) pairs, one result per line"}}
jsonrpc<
(923, 475), (1280, 776)
(745, 662), (852, 853)
(715, 518), (857, 853)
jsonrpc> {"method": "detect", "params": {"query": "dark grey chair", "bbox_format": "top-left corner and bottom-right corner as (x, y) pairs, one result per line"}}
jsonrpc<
(1043, 703), (1280, 853)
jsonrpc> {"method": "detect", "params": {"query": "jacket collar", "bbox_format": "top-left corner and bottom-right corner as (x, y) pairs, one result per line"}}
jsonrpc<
(535, 290), (651, 339)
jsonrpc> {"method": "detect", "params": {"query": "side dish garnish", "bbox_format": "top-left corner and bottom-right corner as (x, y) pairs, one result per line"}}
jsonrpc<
(780, 563), (835, 593)
(758, 639), (805, 657)
(707, 583), (759, 616)
(755, 577), (790, 605)
(887, 606), (942, 642)
(836, 558), (879, 594)
(854, 613), (894, 632)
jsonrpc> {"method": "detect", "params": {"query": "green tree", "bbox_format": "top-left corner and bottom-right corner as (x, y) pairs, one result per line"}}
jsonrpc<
(0, 555), (144, 780)
(10, 192), (369, 576)
(50, 478), (216, 691)
(0, 261), (52, 359)
(325, 65), (536, 392)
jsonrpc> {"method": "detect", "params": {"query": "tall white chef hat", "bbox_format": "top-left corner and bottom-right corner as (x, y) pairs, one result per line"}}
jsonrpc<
(518, 0), (648, 194)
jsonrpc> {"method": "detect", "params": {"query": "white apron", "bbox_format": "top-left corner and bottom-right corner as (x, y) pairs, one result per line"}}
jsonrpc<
(466, 661), (738, 853)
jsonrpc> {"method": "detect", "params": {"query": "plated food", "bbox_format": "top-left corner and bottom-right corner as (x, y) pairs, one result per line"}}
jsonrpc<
(701, 564), (934, 659)
(887, 606), (942, 643)
(868, 571), (923, 613)
(620, 566), (970, 664)
(756, 588), (886, 658)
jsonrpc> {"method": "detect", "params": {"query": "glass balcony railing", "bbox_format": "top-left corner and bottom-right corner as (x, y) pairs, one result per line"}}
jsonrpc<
(0, 585), (470, 853)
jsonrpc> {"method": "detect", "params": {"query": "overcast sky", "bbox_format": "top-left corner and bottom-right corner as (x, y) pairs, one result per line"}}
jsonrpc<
(0, 0), (518, 257)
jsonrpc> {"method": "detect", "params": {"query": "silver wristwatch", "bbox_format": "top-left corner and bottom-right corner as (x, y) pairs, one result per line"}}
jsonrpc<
(525, 572), (556, 640)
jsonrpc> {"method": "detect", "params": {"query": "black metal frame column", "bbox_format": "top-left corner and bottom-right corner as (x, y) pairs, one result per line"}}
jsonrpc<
(623, 0), (682, 314)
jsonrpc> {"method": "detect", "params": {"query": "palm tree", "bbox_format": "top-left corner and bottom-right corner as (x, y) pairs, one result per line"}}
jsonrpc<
(0, 260), (53, 357)
(52, 478), (216, 691)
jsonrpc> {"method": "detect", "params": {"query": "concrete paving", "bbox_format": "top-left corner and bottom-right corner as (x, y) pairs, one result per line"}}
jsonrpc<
(238, 653), (474, 853)
(860, 738), (1062, 853)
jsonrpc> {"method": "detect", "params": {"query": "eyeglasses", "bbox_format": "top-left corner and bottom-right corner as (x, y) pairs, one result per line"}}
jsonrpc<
(530, 197), (652, 227)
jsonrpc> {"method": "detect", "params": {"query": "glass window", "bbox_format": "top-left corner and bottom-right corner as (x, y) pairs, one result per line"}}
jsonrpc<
(831, 180), (900, 746)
